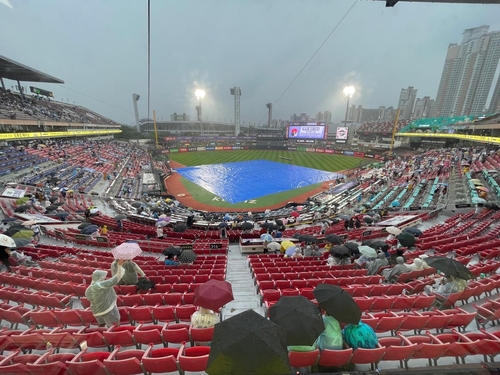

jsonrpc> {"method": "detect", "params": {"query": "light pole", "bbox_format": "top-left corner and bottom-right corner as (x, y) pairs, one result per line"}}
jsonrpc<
(343, 86), (355, 125)
(195, 89), (205, 135)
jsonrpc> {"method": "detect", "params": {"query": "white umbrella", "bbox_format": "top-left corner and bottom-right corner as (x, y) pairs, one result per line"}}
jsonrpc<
(22, 220), (37, 227)
(358, 245), (377, 258)
(0, 234), (16, 248)
(156, 221), (169, 227)
(386, 226), (402, 235)
(267, 242), (281, 251)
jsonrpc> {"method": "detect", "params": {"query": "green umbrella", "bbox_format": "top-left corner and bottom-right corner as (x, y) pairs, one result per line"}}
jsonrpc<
(16, 197), (29, 205)
(397, 232), (416, 248)
(10, 229), (34, 239)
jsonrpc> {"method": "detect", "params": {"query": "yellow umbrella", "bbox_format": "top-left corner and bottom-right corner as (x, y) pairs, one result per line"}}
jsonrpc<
(280, 240), (295, 253)
(471, 179), (481, 183)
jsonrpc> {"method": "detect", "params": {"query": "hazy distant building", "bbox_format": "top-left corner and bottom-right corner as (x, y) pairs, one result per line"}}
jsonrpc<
(170, 113), (189, 121)
(360, 109), (380, 122)
(398, 87), (418, 120)
(290, 113), (311, 122)
(413, 97), (435, 119)
(315, 111), (332, 123)
(434, 26), (500, 117)
(378, 106), (396, 122)
(489, 74), (500, 113)
(347, 105), (363, 123)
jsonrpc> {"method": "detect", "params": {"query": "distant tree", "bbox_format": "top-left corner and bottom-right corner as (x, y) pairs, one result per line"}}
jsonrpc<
(115, 125), (146, 140)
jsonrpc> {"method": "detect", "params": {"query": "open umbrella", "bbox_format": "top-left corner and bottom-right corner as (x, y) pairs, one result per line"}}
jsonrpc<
(403, 227), (423, 237)
(2, 218), (18, 223)
(270, 296), (325, 346)
(111, 242), (142, 260)
(81, 226), (99, 235)
(151, 207), (163, 213)
(156, 220), (169, 227)
(476, 186), (489, 192)
(193, 279), (234, 311)
(285, 246), (297, 257)
(298, 234), (317, 243)
(391, 200), (400, 207)
(472, 197), (487, 204)
(290, 211), (300, 218)
(218, 222), (228, 229)
(163, 246), (181, 256)
(324, 234), (343, 245)
(363, 240), (389, 252)
(131, 202), (142, 208)
(0, 234), (16, 248)
(14, 205), (30, 213)
(423, 257), (475, 280)
(330, 245), (350, 259)
(48, 197), (58, 203)
(22, 221), (37, 227)
(260, 233), (273, 242)
(485, 203), (500, 211)
(363, 216), (374, 224)
(78, 222), (92, 230)
(338, 214), (350, 220)
(15, 197), (29, 205)
(386, 226), (402, 235)
(313, 284), (361, 325)
(470, 179), (481, 183)
(241, 222), (253, 231)
(55, 212), (70, 218)
(280, 240), (294, 250)
(397, 232), (416, 248)
(358, 245), (377, 258)
(275, 219), (284, 226)
(115, 214), (127, 221)
(45, 205), (58, 212)
(344, 242), (360, 255)
(53, 202), (65, 207)
(206, 310), (290, 375)
(267, 242), (281, 252)
(178, 249), (197, 264)
(13, 238), (31, 248)
(173, 224), (187, 233)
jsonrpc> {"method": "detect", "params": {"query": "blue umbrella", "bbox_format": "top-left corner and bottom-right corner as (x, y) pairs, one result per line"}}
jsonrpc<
(260, 233), (273, 242)
(81, 226), (99, 235)
(472, 197), (487, 204)
(285, 246), (297, 257)
(391, 200), (401, 207)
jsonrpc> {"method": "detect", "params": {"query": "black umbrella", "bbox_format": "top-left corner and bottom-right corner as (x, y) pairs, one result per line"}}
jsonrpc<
(269, 296), (325, 346)
(173, 224), (187, 233)
(206, 309), (290, 375)
(48, 197), (59, 203)
(397, 232), (416, 248)
(298, 234), (317, 243)
(13, 238), (31, 248)
(55, 212), (70, 218)
(163, 246), (182, 256)
(131, 202), (142, 208)
(268, 224), (278, 231)
(178, 249), (197, 264)
(82, 226), (99, 235)
(2, 218), (18, 223)
(241, 222), (253, 231)
(218, 222), (228, 228)
(292, 233), (301, 239)
(403, 227), (423, 237)
(313, 284), (361, 325)
(364, 240), (389, 252)
(261, 222), (271, 229)
(45, 205), (58, 212)
(325, 234), (343, 245)
(53, 202), (65, 206)
(115, 214), (127, 221)
(485, 202), (500, 211)
(363, 216), (374, 224)
(275, 219), (284, 226)
(330, 245), (350, 259)
(423, 257), (475, 280)
(151, 207), (163, 213)
(362, 203), (372, 208)
(78, 222), (92, 229)
(344, 242), (360, 255)
(14, 205), (30, 213)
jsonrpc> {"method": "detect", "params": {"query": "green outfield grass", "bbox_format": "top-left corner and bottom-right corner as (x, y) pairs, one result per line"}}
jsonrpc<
(168, 150), (368, 209)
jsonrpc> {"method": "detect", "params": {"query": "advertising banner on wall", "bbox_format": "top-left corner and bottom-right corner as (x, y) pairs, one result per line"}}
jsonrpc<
(179, 148), (188, 152)
(223, 146), (232, 150)
(288, 147), (297, 151)
(364, 153), (374, 158)
(325, 149), (334, 154)
(343, 151), (354, 156)
(205, 147), (215, 151)
(188, 147), (197, 152)
(315, 148), (325, 153)
(334, 150), (343, 154)
(215, 147), (224, 151)
(306, 148), (315, 152)
(297, 147), (306, 152)
(197, 147), (206, 151)
(354, 152), (365, 157)
(170, 148), (179, 153)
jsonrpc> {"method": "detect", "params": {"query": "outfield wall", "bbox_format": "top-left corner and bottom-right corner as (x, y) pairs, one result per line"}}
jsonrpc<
(161, 145), (384, 160)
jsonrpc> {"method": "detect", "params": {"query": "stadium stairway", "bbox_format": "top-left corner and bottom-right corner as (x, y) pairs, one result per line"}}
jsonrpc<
(221, 244), (265, 320)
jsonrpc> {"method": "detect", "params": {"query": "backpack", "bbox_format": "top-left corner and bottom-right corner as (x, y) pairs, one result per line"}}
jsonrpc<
(136, 277), (155, 291)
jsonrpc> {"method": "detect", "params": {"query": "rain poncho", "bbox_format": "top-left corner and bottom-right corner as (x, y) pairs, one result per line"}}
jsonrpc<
(111, 259), (145, 285)
(408, 258), (425, 271)
(85, 267), (124, 317)
(315, 315), (343, 351)
(343, 322), (378, 350)
(383, 257), (409, 283)
(367, 253), (389, 275)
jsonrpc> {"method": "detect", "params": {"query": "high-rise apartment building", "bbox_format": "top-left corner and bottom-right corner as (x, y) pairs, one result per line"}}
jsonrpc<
(413, 97), (435, 119)
(398, 86), (418, 120)
(489, 74), (500, 113)
(434, 26), (500, 117)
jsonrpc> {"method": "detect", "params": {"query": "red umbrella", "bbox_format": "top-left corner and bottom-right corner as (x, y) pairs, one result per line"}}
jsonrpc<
(193, 279), (234, 311)
(291, 211), (300, 218)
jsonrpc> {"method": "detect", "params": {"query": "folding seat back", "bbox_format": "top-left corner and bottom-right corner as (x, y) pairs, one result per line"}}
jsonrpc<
(128, 306), (155, 324)
(317, 348), (352, 367)
(288, 349), (319, 369)
(103, 325), (137, 349)
(142, 344), (180, 374)
(162, 323), (190, 345)
(350, 346), (386, 370)
(133, 323), (165, 347)
(178, 346), (210, 373)
(103, 346), (145, 375)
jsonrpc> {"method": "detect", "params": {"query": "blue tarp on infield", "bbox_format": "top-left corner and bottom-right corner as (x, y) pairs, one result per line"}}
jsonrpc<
(176, 160), (344, 204)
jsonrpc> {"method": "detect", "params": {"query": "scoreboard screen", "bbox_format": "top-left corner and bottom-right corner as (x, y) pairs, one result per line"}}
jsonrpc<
(30, 86), (54, 98)
(286, 124), (327, 139)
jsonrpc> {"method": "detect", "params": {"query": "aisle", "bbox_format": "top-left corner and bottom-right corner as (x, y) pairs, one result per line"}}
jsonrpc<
(221, 244), (265, 320)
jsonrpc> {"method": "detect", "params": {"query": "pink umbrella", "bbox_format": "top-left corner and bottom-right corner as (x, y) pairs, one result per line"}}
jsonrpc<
(111, 242), (142, 260)
(193, 279), (234, 311)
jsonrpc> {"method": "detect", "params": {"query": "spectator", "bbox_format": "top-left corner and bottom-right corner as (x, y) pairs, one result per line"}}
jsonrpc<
(101, 225), (108, 235)
(292, 247), (303, 259)
(164, 254), (179, 266)
(32, 224), (41, 242)
(367, 253), (389, 275)
(408, 258), (425, 271)
(315, 314), (343, 351)
(0, 246), (12, 272)
(310, 245), (323, 257)
(8, 249), (38, 267)
(343, 322), (378, 350)
(190, 307), (219, 345)
(111, 259), (145, 286)
(85, 259), (125, 327)
(156, 226), (164, 240)
(320, 221), (328, 235)
(355, 218), (362, 229)
(383, 257), (409, 283)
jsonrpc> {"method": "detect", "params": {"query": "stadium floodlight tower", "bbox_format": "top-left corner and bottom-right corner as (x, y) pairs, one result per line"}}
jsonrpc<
(195, 89), (205, 135)
(132, 94), (141, 133)
(343, 86), (355, 125)
(266, 103), (273, 128)
(230, 87), (241, 136)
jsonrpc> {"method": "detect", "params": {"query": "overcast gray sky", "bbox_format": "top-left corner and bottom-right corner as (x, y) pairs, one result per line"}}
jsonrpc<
(1, 0), (500, 125)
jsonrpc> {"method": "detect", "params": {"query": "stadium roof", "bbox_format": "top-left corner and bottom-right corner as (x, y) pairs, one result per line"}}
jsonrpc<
(0, 55), (64, 84)
(379, 0), (500, 6)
